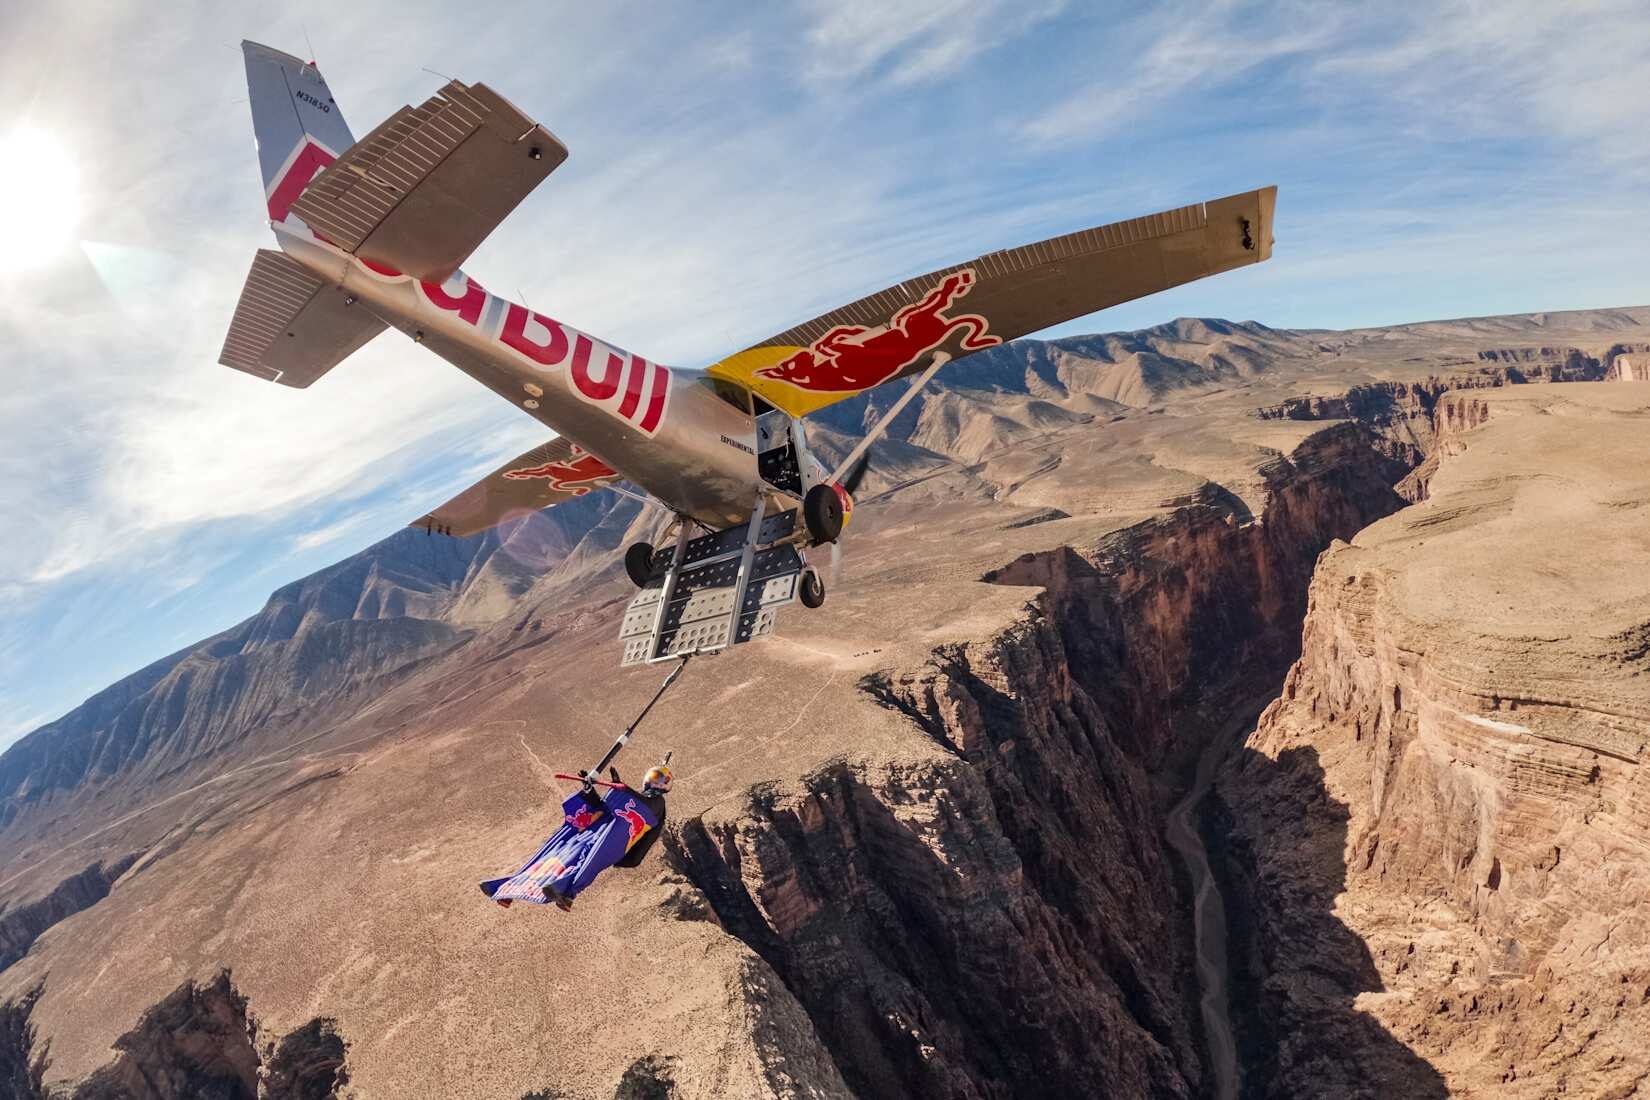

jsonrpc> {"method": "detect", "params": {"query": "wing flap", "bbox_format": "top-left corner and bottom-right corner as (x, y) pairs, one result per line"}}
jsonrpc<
(219, 250), (387, 387)
(414, 437), (622, 537)
(709, 187), (1275, 416)
(290, 80), (567, 283)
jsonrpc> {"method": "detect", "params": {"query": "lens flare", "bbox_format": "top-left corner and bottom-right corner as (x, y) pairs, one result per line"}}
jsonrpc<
(0, 126), (82, 269)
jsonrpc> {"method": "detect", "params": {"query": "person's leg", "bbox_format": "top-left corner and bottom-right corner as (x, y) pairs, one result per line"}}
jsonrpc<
(549, 833), (629, 907)
(534, 829), (601, 905)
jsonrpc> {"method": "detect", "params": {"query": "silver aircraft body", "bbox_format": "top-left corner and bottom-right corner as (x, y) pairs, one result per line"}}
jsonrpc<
(223, 42), (1277, 664)
(270, 224), (763, 528)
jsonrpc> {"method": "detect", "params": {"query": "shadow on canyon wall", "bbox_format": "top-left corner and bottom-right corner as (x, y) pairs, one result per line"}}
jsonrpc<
(1211, 745), (1446, 1100)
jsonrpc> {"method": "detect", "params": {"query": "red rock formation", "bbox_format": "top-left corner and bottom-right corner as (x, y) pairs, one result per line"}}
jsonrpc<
(1610, 354), (1650, 381)
(1218, 384), (1650, 1098)
(0, 971), (349, 1100)
(670, 425), (1408, 1099)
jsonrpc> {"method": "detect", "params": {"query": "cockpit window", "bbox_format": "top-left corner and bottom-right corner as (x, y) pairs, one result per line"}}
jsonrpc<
(704, 377), (752, 414)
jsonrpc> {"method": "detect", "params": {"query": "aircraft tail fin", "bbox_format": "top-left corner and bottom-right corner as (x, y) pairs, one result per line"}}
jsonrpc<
(241, 41), (356, 225)
(221, 45), (382, 387)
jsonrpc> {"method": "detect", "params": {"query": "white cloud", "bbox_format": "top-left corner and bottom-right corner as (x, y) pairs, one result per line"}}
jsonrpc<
(1023, 0), (1340, 147)
(1023, 0), (1650, 164)
(800, 0), (1066, 87)
(1309, 0), (1650, 165)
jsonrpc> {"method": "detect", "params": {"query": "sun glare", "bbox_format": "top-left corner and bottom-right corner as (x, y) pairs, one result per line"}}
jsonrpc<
(0, 126), (82, 270)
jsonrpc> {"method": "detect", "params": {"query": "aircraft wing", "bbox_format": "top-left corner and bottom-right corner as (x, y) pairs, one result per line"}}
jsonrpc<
(707, 187), (1276, 417)
(291, 80), (567, 284)
(220, 249), (387, 386)
(413, 438), (622, 537)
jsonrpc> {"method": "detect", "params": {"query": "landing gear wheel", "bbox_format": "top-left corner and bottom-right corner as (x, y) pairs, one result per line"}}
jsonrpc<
(799, 568), (826, 608)
(803, 484), (844, 544)
(625, 542), (660, 587)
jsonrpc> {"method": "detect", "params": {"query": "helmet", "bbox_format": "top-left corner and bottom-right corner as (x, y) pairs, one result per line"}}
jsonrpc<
(642, 765), (672, 794)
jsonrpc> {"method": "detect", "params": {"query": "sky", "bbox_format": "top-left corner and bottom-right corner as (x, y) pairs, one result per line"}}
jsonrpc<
(1, 0), (1647, 749)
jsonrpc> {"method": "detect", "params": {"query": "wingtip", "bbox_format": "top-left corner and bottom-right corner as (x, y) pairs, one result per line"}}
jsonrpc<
(1255, 185), (1278, 262)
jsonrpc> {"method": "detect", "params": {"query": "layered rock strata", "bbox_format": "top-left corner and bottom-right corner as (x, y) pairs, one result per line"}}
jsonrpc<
(1217, 383), (1650, 1098)
(670, 425), (1407, 1099)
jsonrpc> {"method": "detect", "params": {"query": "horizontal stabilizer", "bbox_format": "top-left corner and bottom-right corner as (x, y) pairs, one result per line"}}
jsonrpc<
(219, 250), (386, 387)
(290, 80), (567, 284)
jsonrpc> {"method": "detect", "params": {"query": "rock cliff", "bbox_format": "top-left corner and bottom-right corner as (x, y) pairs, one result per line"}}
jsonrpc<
(0, 970), (348, 1099)
(669, 423), (1407, 1099)
(0, 856), (137, 973)
(1217, 383), (1650, 1097)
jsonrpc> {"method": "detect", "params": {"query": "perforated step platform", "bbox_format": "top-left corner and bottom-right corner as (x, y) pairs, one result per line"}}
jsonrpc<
(619, 510), (802, 666)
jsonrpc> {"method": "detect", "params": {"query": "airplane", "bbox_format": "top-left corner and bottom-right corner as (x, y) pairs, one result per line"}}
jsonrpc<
(223, 42), (1276, 668)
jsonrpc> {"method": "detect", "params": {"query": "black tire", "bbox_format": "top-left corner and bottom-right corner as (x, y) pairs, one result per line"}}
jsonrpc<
(803, 484), (844, 544)
(799, 569), (826, 608)
(624, 542), (658, 587)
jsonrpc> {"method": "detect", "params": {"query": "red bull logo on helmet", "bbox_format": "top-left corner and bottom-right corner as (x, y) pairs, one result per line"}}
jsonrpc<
(502, 445), (617, 495)
(756, 268), (1001, 393)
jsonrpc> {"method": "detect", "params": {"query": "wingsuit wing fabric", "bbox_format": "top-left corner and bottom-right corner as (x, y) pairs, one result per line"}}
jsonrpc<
(481, 787), (660, 905)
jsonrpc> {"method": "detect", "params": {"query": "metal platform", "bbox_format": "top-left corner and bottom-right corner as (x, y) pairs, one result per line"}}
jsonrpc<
(619, 503), (802, 666)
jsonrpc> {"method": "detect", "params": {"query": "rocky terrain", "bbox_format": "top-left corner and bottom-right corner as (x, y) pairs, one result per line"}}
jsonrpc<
(0, 305), (1645, 1098)
(1217, 383), (1650, 1098)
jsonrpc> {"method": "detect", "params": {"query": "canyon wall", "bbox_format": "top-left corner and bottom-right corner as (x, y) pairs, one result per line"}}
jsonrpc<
(669, 425), (1408, 1099)
(0, 856), (138, 974)
(0, 971), (348, 1100)
(1216, 384), (1650, 1097)
(1254, 343), (1647, 492)
(6, 312), (1648, 1098)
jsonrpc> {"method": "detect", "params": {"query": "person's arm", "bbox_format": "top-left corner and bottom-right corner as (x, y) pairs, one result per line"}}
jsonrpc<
(576, 787), (605, 814)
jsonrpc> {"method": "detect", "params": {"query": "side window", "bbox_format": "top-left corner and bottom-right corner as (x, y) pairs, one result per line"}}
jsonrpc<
(755, 409), (789, 453)
(705, 378), (752, 414)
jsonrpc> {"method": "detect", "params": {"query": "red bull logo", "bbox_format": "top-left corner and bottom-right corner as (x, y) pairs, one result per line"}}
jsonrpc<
(502, 445), (617, 495)
(756, 268), (1001, 393)
(614, 799), (651, 848)
(832, 482), (854, 528)
(564, 805), (601, 830)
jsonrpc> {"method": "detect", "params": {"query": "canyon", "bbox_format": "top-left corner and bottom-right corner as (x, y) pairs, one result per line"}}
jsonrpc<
(0, 306), (1645, 1098)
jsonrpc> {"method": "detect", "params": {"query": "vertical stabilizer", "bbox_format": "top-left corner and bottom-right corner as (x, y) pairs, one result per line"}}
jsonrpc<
(222, 44), (383, 386)
(241, 41), (356, 224)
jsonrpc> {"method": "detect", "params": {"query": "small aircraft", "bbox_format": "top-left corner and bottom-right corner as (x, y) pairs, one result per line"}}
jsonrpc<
(224, 43), (1275, 668)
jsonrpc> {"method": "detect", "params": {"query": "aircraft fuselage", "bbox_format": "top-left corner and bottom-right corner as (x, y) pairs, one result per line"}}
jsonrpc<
(274, 225), (770, 529)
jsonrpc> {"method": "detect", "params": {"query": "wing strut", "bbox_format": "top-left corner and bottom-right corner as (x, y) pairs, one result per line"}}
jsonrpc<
(827, 351), (951, 485)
